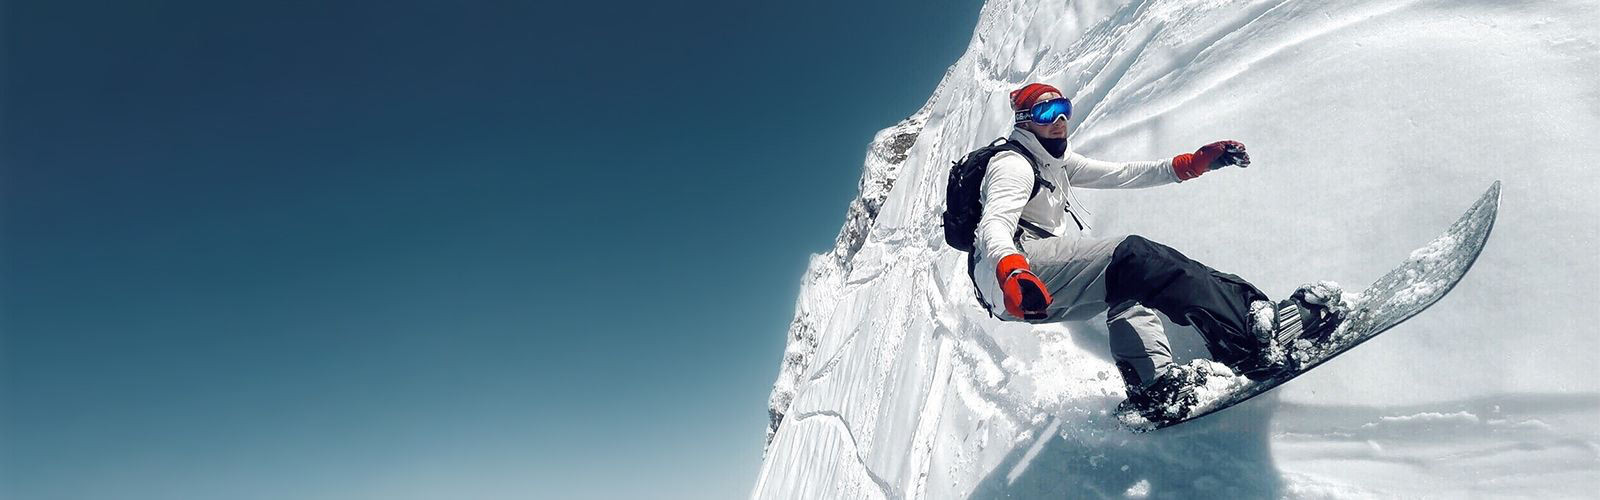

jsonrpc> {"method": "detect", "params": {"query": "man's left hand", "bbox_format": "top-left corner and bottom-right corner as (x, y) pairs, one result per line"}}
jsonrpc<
(1202, 140), (1250, 169)
(1173, 140), (1250, 180)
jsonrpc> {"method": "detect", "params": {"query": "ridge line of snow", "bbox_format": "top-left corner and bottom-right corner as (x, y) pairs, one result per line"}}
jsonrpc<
(1058, 1), (1164, 125)
(805, 324), (862, 383)
(792, 410), (903, 499)
(765, 110), (931, 448)
(1077, 0), (1292, 131)
(903, 335), (954, 499)
(1076, 0), (1419, 148)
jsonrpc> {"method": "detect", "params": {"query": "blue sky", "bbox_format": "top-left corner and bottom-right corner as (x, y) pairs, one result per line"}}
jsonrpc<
(2, 0), (981, 498)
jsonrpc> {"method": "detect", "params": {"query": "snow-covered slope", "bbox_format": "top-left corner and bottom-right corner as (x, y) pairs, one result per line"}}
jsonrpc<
(758, 0), (1600, 498)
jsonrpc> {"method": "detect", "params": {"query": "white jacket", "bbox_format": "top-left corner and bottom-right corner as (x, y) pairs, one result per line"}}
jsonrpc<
(973, 127), (1182, 317)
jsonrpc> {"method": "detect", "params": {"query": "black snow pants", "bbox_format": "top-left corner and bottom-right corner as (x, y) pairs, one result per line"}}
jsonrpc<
(1103, 235), (1270, 382)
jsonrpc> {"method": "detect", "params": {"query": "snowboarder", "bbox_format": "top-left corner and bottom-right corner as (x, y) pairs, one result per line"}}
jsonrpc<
(951, 83), (1347, 424)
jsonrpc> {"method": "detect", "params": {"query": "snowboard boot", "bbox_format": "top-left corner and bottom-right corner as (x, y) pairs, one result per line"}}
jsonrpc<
(1118, 362), (1209, 425)
(1235, 281), (1349, 380)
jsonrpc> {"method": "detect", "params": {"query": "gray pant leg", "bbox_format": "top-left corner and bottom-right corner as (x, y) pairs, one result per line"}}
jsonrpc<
(1019, 234), (1176, 388)
(1108, 300), (1175, 389)
(1017, 235), (1122, 322)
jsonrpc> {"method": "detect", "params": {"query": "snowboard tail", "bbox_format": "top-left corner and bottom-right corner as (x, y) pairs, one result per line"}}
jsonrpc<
(1117, 181), (1501, 431)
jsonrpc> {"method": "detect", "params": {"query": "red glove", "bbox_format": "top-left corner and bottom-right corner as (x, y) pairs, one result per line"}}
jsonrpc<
(1172, 140), (1250, 180)
(997, 254), (1052, 320)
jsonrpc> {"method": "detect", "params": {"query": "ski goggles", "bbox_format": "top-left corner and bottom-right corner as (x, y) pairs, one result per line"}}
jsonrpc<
(1014, 97), (1072, 125)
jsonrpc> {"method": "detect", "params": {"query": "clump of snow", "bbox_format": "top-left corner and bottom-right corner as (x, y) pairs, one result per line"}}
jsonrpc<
(1117, 360), (1253, 432)
(1297, 281), (1344, 307)
(1390, 277), (1443, 309)
(1248, 300), (1276, 341)
(1366, 410), (1481, 427)
(1487, 418), (1553, 431)
(1123, 478), (1151, 498)
(1408, 234), (1458, 263)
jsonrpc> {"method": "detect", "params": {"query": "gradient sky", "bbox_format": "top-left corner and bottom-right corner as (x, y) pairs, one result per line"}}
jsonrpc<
(1, 1), (982, 498)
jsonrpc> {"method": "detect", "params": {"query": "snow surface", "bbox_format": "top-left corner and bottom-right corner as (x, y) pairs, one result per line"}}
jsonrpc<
(757, 0), (1600, 498)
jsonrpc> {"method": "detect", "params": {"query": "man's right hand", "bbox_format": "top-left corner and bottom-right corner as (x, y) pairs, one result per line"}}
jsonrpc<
(997, 254), (1052, 320)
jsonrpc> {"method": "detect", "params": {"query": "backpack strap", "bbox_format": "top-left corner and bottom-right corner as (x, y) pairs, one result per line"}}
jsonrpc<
(997, 137), (1090, 235)
(992, 139), (1054, 197)
(991, 139), (1059, 240)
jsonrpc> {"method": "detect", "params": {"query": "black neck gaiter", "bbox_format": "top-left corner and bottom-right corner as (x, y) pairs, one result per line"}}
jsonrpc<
(1037, 137), (1068, 158)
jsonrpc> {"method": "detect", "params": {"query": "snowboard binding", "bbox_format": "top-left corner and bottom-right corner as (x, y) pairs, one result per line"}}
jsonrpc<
(1239, 281), (1350, 380)
(1118, 361), (1212, 426)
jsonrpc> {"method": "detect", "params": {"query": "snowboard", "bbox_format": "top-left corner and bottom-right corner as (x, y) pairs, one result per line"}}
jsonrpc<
(1117, 181), (1502, 432)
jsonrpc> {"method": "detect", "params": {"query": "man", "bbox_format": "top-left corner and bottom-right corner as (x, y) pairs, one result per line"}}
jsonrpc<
(967, 82), (1345, 423)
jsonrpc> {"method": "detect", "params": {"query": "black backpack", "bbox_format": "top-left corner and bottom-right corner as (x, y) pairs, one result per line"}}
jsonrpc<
(942, 138), (1053, 252)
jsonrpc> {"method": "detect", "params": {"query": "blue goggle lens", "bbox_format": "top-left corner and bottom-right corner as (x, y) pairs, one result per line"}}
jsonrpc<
(1029, 98), (1072, 124)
